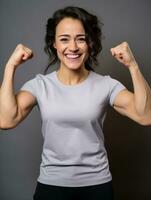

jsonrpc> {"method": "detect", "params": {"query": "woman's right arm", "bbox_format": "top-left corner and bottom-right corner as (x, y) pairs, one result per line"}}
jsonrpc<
(0, 44), (36, 130)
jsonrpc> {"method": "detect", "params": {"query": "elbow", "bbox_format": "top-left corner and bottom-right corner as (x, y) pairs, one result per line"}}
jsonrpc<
(138, 121), (151, 126)
(137, 115), (151, 126)
(0, 110), (24, 130)
(0, 119), (18, 130)
(134, 106), (151, 126)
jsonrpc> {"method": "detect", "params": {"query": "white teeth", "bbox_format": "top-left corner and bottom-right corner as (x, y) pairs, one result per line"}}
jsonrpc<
(66, 54), (80, 59)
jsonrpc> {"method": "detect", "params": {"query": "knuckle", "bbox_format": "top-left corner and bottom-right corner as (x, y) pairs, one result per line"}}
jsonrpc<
(123, 41), (128, 46)
(17, 43), (23, 48)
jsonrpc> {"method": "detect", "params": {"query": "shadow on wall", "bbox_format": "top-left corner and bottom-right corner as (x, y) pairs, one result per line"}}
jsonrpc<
(104, 107), (151, 200)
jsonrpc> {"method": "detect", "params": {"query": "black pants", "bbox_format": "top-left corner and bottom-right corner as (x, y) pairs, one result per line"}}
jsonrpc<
(33, 181), (114, 200)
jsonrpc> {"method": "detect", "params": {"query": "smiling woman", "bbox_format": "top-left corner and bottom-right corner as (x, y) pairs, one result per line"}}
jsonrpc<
(54, 19), (88, 65)
(54, 18), (90, 84)
(44, 6), (103, 74)
(0, 5), (151, 200)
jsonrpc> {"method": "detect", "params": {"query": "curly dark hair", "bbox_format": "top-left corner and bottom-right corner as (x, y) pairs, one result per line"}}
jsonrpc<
(44, 6), (103, 74)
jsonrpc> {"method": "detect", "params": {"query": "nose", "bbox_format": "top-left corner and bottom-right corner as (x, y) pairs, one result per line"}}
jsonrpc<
(68, 40), (79, 52)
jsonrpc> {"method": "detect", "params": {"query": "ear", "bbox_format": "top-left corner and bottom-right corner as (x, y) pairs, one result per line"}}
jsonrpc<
(53, 42), (56, 49)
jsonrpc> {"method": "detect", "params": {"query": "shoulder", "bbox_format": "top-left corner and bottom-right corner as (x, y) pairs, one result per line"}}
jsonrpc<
(90, 71), (106, 81)
(92, 71), (125, 87)
(27, 71), (56, 86)
(21, 71), (56, 91)
(90, 71), (114, 86)
(90, 71), (126, 105)
(35, 71), (55, 80)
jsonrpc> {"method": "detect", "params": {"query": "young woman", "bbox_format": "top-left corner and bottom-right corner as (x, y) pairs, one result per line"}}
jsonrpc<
(0, 6), (151, 200)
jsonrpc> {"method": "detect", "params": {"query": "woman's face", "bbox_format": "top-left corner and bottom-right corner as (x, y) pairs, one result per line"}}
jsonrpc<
(54, 17), (89, 70)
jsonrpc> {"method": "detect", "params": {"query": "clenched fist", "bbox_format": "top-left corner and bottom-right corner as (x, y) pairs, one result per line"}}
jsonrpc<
(110, 42), (137, 68)
(6, 44), (33, 69)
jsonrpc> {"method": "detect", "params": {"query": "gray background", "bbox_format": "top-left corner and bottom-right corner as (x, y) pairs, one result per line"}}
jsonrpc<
(0, 0), (151, 199)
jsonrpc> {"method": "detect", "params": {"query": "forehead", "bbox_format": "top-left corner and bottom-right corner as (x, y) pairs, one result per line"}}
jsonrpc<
(55, 18), (85, 35)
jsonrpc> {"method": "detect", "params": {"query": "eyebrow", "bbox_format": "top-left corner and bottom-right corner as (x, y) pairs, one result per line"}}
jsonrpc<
(58, 34), (86, 37)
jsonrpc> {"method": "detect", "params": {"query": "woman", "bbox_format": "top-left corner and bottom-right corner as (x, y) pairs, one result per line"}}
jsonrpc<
(0, 6), (151, 200)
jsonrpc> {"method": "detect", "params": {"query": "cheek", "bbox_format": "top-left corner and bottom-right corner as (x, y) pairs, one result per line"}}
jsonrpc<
(56, 50), (63, 61)
(83, 46), (89, 57)
(83, 43), (89, 53)
(55, 44), (66, 58)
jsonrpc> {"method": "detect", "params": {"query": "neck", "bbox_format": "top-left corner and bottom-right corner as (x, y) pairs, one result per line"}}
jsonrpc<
(56, 65), (90, 86)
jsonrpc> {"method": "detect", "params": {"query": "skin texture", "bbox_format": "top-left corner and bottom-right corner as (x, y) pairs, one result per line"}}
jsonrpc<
(110, 42), (151, 125)
(0, 18), (151, 129)
(110, 42), (137, 69)
(53, 18), (90, 85)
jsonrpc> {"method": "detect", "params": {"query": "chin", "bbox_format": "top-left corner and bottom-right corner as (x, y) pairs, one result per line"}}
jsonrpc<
(63, 62), (84, 70)
(67, 65), (84, 71)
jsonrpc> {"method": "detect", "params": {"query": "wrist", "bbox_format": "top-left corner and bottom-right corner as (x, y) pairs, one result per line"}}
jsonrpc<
(128, 61), (139, 71)
(4, 62), (17, 79)
(5, 61), (18, 71)
(128, 63), (140, 77)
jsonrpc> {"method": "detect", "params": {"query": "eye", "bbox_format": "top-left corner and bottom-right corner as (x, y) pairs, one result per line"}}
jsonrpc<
(77, 37), (86, 43)
(60, 38), (69, 42)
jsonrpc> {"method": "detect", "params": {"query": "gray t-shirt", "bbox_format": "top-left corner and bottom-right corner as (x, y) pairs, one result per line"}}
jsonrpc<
(20, 70), (126, 187)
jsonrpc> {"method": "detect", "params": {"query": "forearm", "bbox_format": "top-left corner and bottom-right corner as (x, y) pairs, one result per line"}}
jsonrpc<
(0, 63), (18, 127)
(129, 62), (151, 117)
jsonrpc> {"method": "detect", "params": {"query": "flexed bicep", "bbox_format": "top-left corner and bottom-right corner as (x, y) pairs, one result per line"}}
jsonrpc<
(15, 90), (37, 125)
(113, 89), (149, 125)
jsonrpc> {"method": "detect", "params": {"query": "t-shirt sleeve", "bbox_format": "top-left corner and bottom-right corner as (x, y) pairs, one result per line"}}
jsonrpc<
(107, 76), (126, 106)
(20, 76), (37, 98)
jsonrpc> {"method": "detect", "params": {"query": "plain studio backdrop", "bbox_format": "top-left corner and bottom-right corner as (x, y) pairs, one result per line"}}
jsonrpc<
(0, 0), (151, 199)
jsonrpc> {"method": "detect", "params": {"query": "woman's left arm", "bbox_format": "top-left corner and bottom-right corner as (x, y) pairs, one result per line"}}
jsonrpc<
(110, 42), (151, 126)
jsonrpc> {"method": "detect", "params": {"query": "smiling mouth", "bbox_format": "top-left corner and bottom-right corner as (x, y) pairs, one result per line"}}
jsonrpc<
(65, 54), (82, 59)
